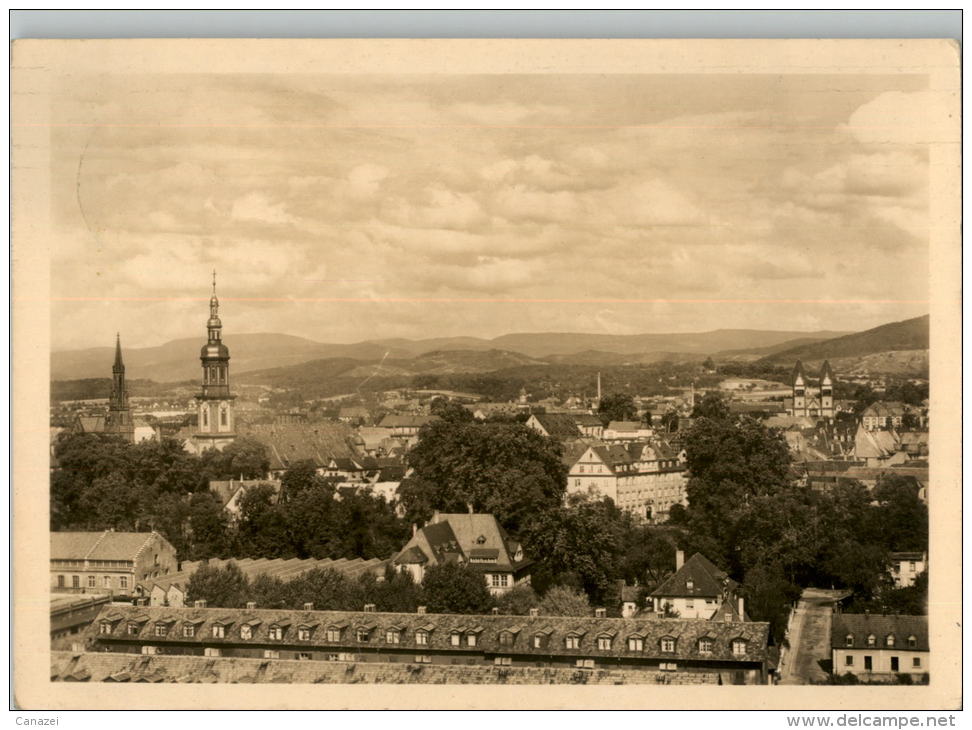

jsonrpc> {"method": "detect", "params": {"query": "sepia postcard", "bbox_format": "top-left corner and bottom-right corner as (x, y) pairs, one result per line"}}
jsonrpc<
(11, 38), (961, 710)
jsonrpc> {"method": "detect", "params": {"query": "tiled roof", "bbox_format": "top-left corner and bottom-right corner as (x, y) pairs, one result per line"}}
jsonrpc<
(531, 414), (582, 439)
(709, 597), (750, 623)
(50, 531), (165, 562)
(606, 421), (644, 432)
(90, 604), (769, 663)
(650, 553), (737, 599)
(238, 423), (356, 471)
(394, 513), (525, 572)
(889, 551), (925, 561)
(854, 426), (900, 459)
(75, 415), (107, 433)
(571, 414), (603, 427)
(861, 401), (909, 418)
(831, 614), (928, 651)
(378, 415), (438, 429)
(209, 479), (281, 508)
(588, 444), (637, 474)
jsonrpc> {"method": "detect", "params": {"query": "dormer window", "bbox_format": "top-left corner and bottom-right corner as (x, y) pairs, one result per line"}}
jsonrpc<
(416, 628), (431, 646)
(732, 639), (747, 656)
(356, 626), (373, 643)
(386, 628), (402, 644)
(533, 632), (552, 649)
(699, 637), (714, 654)
(597, 636), (612, 651)
(565, 634), (581, 650)
(450, 631), (461, 647)
(886, 634), (895, 648)
(212, 625), (225, 639)
(240, 625), (253, 640)
(660, 637), (675, 653)
(326, 626), (344, 642)
(127, 622), (141, 636)
(866, 634), (876, 647)
(298, 625), (316, 641)
(845, 634), (854, 647)
(908, 635), (917, 648)
(686, 579), (694, 591)
(627, 636), (644, 652)
(499, 629), (519, 648)
(154, 623), (169, 638)
(99, 621), (114, 635)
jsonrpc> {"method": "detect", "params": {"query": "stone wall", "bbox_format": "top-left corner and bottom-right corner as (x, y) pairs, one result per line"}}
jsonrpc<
(52, 651), (725, 685)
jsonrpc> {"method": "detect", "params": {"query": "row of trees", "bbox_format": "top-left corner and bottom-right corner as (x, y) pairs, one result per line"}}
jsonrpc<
(51, 433), (409, 562)
(670, 404), (928, 641)
(187, 561), (597, 618)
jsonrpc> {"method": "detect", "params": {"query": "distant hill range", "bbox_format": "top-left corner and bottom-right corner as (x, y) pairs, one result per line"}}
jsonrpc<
(52, 328), (849, 383)
(759, 315), (929, 368)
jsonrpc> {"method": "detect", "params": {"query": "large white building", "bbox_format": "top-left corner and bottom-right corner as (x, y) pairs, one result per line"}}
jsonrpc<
(566, 441), (687, 522)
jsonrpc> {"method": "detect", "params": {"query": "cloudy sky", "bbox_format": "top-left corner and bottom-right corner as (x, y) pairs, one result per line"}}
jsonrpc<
(49, 72), (931, 351)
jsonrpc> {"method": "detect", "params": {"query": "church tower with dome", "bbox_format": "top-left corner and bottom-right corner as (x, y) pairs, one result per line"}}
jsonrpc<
(191, 271), (236, 451)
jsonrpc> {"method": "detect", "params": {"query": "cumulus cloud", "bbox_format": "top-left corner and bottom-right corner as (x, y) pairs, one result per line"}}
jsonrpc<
(230, 192), (294, 225)
(843, 90), (956, 147)
(47, 72), (933, 349)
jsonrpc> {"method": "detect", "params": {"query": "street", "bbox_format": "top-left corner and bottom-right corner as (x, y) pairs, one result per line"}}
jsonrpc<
(778, 588), (846, 684)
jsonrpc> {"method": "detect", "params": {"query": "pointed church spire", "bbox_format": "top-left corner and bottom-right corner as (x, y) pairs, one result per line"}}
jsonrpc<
(792, 360), (806, 386)
(107, 333), (133, 442)
(113, 332), (124, 372)
(820, 359), (834, 382)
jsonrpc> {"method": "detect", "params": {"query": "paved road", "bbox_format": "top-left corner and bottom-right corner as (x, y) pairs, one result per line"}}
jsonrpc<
(779, 588), (846, 685)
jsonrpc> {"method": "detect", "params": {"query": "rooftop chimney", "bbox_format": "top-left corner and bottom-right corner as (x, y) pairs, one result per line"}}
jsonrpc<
(491, 607), (500, 615)
(194, 599), (207, 609)
(675, 549), (685, 571)
(417, 606), (427, 614)
(467, 503), (474, 514)
(303, 602), (314, 611)
(364, 603), (376, 613)
(528, 608), (539, 617)
(594, 608), (607, 618)
(412, 523), (417, 537)
(738, 597), (745, 620)
(246, 601), (256, 610)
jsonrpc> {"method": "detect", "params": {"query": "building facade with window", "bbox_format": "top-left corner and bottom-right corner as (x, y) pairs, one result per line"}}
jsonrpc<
(50, 531), (177, 598)
(650, 551), (748, 621)
(85, 604), (771, 684)
(566, 442), (687, 523)
(392, 512), (531, 595)
(830, 614), (928, 681)
(889, 552), (927, 589)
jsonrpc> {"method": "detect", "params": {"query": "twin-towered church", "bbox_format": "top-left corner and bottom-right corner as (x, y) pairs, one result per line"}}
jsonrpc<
(99, 273), (237, 453)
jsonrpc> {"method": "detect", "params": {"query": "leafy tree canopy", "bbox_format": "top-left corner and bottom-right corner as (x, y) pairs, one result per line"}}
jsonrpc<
(597, 392), (637, 425)
(421, 562), (494, 614)
(539, 585), (591, 617)
(399, 419), (567, 532)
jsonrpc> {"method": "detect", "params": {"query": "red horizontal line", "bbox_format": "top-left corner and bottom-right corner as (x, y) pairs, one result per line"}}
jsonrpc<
(43, 296), (929, 305)
(13, 123), (914, 131)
